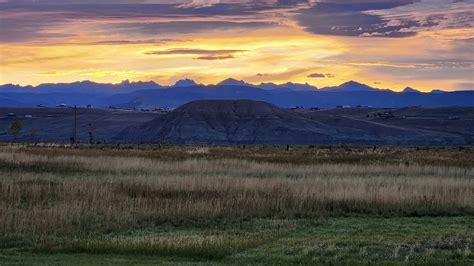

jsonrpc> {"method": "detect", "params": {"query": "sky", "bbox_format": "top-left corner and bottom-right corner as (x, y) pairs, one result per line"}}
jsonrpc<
(0, 0), (473, 91)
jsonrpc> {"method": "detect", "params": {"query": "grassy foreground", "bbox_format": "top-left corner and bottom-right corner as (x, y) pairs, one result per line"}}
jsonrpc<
(0, 144), (473, 264)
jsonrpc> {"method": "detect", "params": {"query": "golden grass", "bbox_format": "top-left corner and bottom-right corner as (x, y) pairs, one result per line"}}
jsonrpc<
(5, 143), (474, 167)
(0, 146), (473, 238)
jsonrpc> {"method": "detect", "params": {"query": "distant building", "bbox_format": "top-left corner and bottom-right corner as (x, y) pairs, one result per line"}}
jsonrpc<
(25, 115), (33, 119)
(448, 115), (460, 120)
(380, 112), (395, 118)
(57, 104), (68, 108)
(7, 113), (16, 118)
(86, 104), (93, 109)
(290, 106), (304, 110)
(37, 104), (46, 108)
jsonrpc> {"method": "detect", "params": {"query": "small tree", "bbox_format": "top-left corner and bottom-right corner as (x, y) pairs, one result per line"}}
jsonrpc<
(87, 123), (96, 144)
(9, 120), (22, 142)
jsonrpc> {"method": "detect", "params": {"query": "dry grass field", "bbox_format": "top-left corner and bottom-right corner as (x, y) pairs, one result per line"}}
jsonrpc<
(0, 144), (473, 264)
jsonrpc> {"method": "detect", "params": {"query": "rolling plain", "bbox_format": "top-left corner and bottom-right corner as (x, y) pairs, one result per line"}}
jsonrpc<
(1, 101), (474, 145)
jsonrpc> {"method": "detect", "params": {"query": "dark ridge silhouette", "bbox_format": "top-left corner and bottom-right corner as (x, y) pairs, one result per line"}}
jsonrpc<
(403, 87), (420, 93)
(116, 100), (332, 144)
(217, 78), (251, 87)
(174, 79), (199, 87)
(319, 81), (380, 92)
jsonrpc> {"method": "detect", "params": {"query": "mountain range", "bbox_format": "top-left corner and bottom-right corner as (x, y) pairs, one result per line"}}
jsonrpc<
(1, 79), (473, 108)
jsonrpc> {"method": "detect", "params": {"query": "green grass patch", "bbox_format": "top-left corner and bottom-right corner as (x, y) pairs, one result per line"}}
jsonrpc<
(1, 217), (473, 264)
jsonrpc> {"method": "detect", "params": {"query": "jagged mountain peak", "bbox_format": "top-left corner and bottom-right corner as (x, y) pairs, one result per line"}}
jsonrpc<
(174, 79), (199, 87)
(321, 80), (378, 92)
(217, 78), (251, 87)
(257, 82), (317, 91)
(403, 87), (420, 93)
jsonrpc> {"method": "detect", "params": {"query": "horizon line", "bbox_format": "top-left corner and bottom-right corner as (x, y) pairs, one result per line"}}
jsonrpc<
(0, 78), (460, 93)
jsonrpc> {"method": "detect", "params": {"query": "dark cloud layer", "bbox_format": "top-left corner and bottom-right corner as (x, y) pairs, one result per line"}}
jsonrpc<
(195, 55), (235, 60)
(1, 0), (472, 43)
(296, 1), (424, 37)
(145, 49), (246, 55)
(145, 48), (246, 60)
(308, 73), (326, 78)
(0, 3), (276, 42)
(87, 39), (179, 45)
(0, 2), (277, 19)
(109, 21), (273, 36)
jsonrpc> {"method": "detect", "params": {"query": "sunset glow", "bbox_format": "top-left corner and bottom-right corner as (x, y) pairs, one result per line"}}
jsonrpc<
(1, 0), (473, 91)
